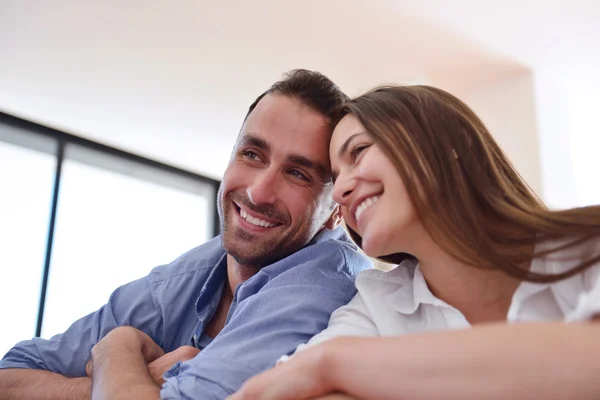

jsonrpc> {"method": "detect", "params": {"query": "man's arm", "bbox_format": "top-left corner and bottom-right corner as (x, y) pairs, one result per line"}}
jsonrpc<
(161, 242), (369, 399)
(0, 273), (163, 398)
(0, 370), (90, 400)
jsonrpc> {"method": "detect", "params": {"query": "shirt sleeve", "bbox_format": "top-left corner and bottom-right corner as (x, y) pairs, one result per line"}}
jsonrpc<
(0, 273), (163, 377)
(160, 243), (366, 400)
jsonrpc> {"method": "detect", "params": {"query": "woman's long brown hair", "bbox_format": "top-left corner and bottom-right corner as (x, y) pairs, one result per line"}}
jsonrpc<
(340, 85), (600, 283)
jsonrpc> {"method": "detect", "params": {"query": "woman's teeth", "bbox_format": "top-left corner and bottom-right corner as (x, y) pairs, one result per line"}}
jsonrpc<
(355, 195), (380, 223)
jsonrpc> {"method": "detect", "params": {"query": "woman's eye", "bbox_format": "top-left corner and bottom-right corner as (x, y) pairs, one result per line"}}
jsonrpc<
(350, 144), (370, 162)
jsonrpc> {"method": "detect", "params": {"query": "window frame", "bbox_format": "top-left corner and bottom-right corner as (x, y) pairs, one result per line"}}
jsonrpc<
(0, 111), (220, 337)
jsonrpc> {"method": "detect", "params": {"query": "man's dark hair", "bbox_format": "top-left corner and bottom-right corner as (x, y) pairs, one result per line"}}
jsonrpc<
(244, 69), (348, 126)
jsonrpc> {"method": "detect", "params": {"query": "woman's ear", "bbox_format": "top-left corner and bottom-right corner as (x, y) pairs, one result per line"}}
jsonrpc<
(324, 204), (343, 230)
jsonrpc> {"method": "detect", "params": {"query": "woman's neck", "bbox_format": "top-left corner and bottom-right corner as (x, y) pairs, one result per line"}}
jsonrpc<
(408, 231), (523, 324)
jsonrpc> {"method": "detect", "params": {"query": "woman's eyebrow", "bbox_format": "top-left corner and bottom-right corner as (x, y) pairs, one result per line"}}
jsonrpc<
(337, 132), (367, 158)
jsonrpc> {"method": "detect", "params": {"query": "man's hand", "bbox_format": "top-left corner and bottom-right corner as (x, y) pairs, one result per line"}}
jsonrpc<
(86, 326), (165, 377)
(89, 326), (164, 400)
(147, 346), (201, 385)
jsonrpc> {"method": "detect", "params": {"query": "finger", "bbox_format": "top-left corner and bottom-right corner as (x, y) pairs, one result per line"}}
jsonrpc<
(142, 341), (166, 364)
(147, 358), (167, 386)
(133, 329), (165, 363)
(176, 345), (201, 361)
(85, 359), (93, 377)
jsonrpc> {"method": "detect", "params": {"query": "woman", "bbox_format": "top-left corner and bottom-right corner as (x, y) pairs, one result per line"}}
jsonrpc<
(228, 85), (600, 400)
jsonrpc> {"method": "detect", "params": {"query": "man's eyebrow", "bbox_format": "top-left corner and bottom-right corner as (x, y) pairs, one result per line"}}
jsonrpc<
(238, 134), (270, 152)
(338, 132), (367, 158)
(287, 154), (329, 180)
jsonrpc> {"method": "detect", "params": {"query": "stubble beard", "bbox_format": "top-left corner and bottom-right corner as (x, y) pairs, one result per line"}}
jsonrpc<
(218, 195), (301, 268)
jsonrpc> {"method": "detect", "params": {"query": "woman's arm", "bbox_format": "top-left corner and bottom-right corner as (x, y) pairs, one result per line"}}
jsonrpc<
(329, 321), (600, 400)
(229, 321), (600, 400)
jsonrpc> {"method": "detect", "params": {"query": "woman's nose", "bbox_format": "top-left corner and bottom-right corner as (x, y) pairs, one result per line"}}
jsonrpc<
(332, 175), (354, 205)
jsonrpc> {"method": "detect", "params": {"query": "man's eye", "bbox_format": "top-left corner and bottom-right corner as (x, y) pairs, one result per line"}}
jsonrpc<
(288, 169), (309, 181)
(243, 150), (260, 160)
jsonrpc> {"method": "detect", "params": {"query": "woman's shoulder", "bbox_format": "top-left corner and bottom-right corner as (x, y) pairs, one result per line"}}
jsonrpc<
(355, 257), (419, 294)
(533, 236), (600, 322)
(534, 236), (600, 276)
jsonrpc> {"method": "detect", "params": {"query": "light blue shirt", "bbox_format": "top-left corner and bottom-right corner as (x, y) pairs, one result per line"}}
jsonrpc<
(0, 226), (372, 399)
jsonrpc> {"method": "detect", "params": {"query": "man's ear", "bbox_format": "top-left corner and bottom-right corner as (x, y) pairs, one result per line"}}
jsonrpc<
(324, 204), (343, 230)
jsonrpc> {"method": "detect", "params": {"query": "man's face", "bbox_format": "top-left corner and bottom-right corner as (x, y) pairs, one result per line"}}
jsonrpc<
(218, 93), (336, 267)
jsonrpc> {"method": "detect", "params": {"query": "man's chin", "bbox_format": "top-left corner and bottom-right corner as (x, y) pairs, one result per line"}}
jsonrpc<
(230, 228), (281, 242)
(223, 235), (271, 260)
(223, 240), (295, 268)
(227, 249), (274, 268)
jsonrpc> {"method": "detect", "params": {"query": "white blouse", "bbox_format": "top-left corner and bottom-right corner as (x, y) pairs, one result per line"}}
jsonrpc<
(296, 239), (600, 351)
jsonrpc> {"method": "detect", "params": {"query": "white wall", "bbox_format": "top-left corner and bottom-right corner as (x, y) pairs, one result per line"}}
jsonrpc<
(456, 68), (599, 210)
(3, 1), (595, 211)
(533, 68), (578, 209)
(533, 66), (600, 209)
(566, 66), (600, 207)
(457, 71), (543, 198)
(0, 0), (526, 181)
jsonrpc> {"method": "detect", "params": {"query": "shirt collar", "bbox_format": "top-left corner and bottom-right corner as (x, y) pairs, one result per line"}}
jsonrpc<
(389, 261), (452, 315)
(194, 251), (227, 317)
(388, 244), (562, 319)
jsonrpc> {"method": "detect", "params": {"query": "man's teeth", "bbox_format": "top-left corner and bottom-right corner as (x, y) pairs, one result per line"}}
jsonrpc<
(240, 208), (276, 228)
(355, 196), (380, 223)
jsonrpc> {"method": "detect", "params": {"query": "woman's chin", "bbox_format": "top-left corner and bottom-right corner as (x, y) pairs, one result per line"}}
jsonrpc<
(360, 229), (398, 260)
(360, 235), (383, 259)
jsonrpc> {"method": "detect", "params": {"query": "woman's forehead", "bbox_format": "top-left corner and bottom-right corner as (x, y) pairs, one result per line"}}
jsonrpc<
(331, 116), (367, 155)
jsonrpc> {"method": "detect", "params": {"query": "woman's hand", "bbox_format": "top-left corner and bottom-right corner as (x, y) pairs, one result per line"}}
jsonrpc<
(227, 340), (344, 400)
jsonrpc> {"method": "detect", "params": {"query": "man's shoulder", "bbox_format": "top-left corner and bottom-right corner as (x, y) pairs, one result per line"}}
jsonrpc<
(149, 235), (225, 283)
(310, 226), (373, 275)
(262, 227), (373, 282)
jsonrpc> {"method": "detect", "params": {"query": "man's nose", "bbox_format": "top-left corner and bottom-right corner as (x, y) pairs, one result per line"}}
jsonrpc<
(246, 168), (278, 205)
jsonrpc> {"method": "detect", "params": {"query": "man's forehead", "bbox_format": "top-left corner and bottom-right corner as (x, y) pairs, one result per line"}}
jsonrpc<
(238, 95), (331, 150)
(237, 131), (330, 167)
(244, 94), (326, 131)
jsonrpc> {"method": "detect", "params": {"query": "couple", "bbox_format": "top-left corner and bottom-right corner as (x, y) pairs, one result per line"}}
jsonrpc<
(2, 70), (600, 400)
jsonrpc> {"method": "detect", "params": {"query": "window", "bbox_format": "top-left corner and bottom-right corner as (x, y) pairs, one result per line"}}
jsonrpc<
(41, 145), (214, 338)
(0, 112), (219, 354)
(0, 126), (56, 357)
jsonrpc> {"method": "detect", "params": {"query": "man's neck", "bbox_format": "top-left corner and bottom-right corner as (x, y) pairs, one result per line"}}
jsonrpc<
(226, 254), (261, 295)
(204, 254), (261, 338)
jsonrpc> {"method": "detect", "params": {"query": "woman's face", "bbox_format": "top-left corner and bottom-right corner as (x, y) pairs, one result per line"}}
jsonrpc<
(330, 114), (417, 257)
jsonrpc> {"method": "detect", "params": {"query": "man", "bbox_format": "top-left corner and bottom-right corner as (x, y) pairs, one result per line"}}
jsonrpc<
(0, 69), (372, 399)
